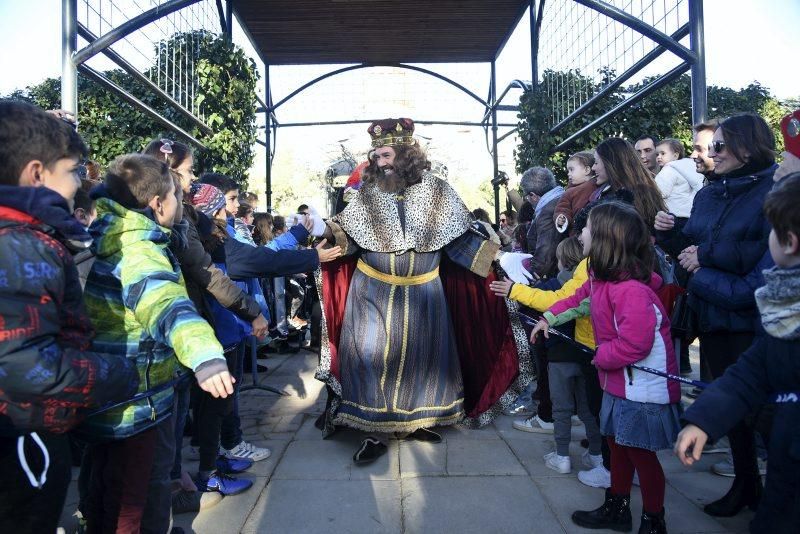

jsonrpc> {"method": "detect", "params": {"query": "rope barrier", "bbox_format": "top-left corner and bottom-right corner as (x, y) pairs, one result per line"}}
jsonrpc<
(516, 311), (709, 389)
(84, 373), (191, 418)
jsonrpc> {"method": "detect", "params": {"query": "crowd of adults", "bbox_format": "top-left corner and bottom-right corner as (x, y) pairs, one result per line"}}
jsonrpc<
(480, 109), (800, 533)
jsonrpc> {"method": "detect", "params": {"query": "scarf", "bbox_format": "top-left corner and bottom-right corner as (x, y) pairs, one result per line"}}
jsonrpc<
(534, 185), (565, 219)
(755, 265), (800, 340)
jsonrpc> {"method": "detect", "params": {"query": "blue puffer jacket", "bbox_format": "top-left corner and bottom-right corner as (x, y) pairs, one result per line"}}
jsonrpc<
(682, 164), (777, 333)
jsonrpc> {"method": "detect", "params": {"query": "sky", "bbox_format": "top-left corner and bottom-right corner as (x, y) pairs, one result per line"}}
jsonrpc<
(0, 0), (797, 213)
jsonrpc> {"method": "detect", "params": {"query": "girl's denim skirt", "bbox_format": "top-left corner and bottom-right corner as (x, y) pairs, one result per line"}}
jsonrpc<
(600, 391), (681, 451)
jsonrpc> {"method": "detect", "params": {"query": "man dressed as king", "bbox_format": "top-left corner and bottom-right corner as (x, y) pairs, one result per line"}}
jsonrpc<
(315, 118), (534, 463)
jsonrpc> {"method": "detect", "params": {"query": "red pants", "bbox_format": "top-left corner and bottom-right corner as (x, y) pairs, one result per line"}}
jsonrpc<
(608, 436), (666, 514)
(86, 427), (158, 534)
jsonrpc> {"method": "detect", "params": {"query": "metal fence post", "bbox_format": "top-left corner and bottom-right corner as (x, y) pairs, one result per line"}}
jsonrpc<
(265, 64), (272, 211)
(61, 0), (78, 117)
(491, 61), (500, 224)
(688, 0), (707, 124)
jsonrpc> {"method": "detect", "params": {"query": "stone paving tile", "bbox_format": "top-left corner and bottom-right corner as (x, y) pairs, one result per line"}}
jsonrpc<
(666, 471), (754, 533)
(272, 431), (399, 481)
(535, 476), (733, 534)
(402, 476), (564, 534)
(237, 437), (291, 478)
(438, 422), (502, 440)
(173, 475), (268, 534)
(241, 479), (402, 534)
(446, 439), (528, 476)
(399, 440), (447, 478)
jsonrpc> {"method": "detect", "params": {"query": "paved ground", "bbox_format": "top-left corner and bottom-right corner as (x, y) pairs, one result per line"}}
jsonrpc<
(60, 345), (755, 533)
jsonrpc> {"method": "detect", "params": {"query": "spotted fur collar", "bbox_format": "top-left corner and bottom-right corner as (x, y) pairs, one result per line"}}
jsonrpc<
(332, 173), (472, 253)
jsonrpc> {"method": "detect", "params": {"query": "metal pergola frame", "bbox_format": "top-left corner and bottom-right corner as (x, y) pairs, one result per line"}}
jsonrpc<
(62, 0), (707, 222)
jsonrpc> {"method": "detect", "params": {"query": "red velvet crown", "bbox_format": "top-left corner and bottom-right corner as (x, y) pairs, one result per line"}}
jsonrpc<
(367, 118), (415, 148)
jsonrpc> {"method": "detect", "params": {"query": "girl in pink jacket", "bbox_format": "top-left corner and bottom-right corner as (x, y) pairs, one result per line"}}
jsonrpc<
(531, 202), (680, 534)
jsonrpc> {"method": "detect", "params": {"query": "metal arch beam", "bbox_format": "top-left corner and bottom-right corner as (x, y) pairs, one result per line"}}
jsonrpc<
(269, 63), (489, 113)
(78, 64), (206, 149)
(482, 79), (531, 123)
(272, 119), (518, 128)
(552, 61), (691, 153)
(76, 23), (213, 135)
(549, 23), (690, 134)
(73, 0), (204, 66)
(572, 0), (696, 64)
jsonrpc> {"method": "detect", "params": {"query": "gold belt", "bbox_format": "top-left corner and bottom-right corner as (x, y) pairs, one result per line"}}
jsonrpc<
(356, 259), (439, 286)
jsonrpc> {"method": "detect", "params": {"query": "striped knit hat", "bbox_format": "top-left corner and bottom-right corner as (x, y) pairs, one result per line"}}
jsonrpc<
(189, 182), (226, 218)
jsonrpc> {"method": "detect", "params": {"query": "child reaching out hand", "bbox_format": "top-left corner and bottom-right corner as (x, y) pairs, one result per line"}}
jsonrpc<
(531, 201), (680, 534)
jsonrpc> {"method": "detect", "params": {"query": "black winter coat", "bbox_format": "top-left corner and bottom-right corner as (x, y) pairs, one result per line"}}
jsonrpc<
(173, 204), (261, 325)
(682, 333), (800, 533)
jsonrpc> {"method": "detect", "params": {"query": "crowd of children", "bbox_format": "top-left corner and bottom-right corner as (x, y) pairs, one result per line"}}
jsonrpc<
(0, 100), (341, 533)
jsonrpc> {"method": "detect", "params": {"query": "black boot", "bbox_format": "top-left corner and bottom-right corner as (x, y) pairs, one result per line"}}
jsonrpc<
(704, 475), (762, 517)
(571, 489), (633, 531)
(638, 509), (667, 534)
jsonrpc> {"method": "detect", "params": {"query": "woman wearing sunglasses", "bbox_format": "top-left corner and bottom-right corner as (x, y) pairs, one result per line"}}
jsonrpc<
(655, 113), (778, 518)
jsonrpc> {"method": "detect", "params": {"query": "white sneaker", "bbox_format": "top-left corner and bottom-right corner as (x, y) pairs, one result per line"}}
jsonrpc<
(581, 450), (604, 469)
(512, 415), (554, 434)
(543, 451), (571, 474)
(578, 465), (611, 488)
(222, 440), (271, 462)
(571, 415), (582, 426)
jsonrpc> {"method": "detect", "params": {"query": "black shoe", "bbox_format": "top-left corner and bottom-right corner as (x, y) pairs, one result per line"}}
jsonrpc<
(314, 412), (326, 430)
(680, 363), (692, 376)
(409, 428), (442, 443)
(353, 437), (387, 465)
(171, 490), (201, 514)
(638, 509), (667, 534)
(571, 489), (633, 531)
(703, 475), (762, 517)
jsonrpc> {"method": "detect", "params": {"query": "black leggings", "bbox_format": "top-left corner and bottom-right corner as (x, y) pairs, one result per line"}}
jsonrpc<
(193, 347), (239, 472)
(699, 332), (760, 478)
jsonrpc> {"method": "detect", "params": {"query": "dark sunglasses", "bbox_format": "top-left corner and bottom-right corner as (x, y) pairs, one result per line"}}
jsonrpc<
(499, 218), (507, 223)
(709, 140), (726, 153)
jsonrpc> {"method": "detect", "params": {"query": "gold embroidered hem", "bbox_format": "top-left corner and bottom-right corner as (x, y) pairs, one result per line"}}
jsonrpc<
(333, 411), (465, 434)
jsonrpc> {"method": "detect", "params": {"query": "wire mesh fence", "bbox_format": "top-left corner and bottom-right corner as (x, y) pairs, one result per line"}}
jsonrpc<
(537, 0), (689, 133)
(78, 0), (222, 122)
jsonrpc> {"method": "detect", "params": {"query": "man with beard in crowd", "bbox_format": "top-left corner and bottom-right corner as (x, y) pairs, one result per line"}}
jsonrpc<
(314, 118), (534, 463)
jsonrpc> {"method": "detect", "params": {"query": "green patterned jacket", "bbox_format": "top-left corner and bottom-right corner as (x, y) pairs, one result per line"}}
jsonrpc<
(80, 197), (225, 440)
